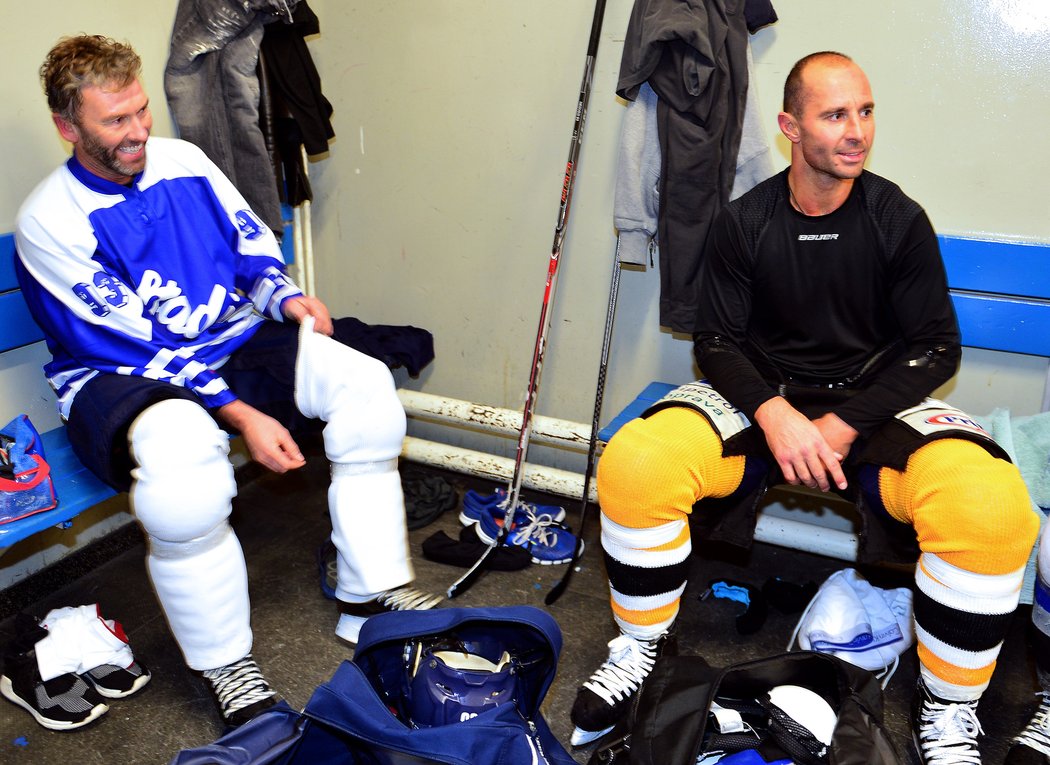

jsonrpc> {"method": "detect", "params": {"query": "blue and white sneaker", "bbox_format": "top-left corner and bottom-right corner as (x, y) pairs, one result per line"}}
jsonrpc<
(472, 502), (580, 565)
(459, 488), (567, 527)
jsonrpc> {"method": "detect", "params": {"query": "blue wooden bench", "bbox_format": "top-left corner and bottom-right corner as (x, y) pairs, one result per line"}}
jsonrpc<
(0, 233), (119, 550)
(598, 234), (1050, 561)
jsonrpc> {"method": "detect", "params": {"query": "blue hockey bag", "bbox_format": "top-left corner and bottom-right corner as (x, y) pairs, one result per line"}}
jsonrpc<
(171, 605), (575, 765)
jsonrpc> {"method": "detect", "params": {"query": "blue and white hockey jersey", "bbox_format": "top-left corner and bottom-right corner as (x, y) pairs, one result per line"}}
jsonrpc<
(15, 136), (302, 418)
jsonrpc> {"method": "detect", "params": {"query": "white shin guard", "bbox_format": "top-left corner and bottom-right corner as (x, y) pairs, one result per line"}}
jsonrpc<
(147, 524), (251, 671)
(128, 399), (250, 671)
(295, 318), (413, 600)
(329, 462), (413, 599)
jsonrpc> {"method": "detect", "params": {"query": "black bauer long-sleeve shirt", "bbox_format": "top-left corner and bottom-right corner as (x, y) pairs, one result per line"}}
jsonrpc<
(693, 169), (961, 439)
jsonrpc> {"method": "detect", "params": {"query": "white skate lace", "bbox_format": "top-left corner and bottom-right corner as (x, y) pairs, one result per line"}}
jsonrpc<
(375, 586), (443, 611)
(915, 695), (983, 765)
(1013, 691), (1050, 756)
(582, 634), (658, 705)
(203, 655), (273, 716)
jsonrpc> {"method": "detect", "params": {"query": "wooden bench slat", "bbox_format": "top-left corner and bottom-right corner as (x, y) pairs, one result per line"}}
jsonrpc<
(952, 292), (1050, 357)
(0, 427), (118, 548)
(598, 381), (676, 442)
(1, 234), (47, 352)
(940, 235), (1050, 299)
(0, 290), (45, 352)
(0, 233), (16, 293)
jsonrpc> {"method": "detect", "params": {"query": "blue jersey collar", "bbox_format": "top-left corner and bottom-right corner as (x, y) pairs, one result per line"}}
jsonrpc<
(67, 152), (143, 195)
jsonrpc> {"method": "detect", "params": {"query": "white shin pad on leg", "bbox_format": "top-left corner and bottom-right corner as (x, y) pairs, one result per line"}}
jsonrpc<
(329, 462), (413, 598)
(295, 318), (413, 599)
(128, 399), (250, 671)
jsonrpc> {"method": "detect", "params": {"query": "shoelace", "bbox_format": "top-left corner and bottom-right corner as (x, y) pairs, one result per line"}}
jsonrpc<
(582, 634), (658, 705)
(510, 509), (562, 548)
(916, 696), (983, 765)
(1013, 691), (1050, 757)
(495, 494), (561, 518)
(324, 555), (338, 588)
(202, 655), (272, 716)
(376, 586), (443, 611)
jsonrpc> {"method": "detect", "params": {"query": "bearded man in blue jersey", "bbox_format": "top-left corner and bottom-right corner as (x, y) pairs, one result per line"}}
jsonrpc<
(11, 35), (440, 728)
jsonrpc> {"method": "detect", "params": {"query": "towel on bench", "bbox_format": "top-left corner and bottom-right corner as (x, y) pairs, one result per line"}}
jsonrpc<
(977, 407), (1050, 604)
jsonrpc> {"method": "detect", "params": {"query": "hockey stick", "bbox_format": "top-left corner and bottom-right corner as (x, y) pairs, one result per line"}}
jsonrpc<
(545, 236), (621, 605)
(447, 0), (609, 598)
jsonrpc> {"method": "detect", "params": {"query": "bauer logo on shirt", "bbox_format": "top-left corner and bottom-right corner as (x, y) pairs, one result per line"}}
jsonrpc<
(235, 209), (268, 240)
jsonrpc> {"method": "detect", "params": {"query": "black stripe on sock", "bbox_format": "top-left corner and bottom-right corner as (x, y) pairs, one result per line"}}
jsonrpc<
(603, 552), (691, 599)
(914, 587), (1015, 653)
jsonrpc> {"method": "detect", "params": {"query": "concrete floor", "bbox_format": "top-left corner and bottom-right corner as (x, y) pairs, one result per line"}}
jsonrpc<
(0, 438), (1041, 764)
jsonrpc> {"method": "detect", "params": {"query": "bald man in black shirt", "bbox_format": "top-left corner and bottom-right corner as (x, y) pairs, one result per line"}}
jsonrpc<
(570, 51), (1039, 765)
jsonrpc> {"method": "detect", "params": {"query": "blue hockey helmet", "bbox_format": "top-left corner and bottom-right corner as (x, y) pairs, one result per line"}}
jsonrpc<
(406, 641), (520, 728)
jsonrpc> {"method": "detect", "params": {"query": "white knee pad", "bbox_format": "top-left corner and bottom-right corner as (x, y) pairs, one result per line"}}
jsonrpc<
(128, 399), (249, 670)
(128, 398), (236, 541)
(294, 316), (407, 464)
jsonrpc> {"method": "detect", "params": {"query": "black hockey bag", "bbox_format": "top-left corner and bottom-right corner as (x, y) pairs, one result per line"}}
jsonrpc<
(591, 650), (902, 765)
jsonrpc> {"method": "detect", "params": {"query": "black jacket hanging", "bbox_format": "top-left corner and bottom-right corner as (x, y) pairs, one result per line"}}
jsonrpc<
(260, 0), (335, 206)
(617, 0), (752, 333)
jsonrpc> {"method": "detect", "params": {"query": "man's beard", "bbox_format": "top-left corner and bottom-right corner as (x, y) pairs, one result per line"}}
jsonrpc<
(79, 128), (145, 180)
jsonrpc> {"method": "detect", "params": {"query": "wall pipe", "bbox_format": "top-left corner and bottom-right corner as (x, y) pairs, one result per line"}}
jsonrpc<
(397, 389), (860, 562)
(397, 389), (592, 450)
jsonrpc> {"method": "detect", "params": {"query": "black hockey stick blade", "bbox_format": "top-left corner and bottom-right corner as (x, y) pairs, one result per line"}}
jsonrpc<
(544, 520), (586, 605)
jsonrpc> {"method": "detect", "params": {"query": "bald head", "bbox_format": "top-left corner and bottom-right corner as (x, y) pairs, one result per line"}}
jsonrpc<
(783, 51), (857, 118)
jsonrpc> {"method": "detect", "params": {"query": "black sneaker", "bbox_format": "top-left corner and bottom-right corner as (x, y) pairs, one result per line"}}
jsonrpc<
(1005, 691), (1050, 764)
(570, 628), (677, 746)
(335, 586), (443, 644)
(1, 616), (109, 730)
(912, 677), (983, 764)
(82, 660), (151, 699)
(202, 654), (280, 727)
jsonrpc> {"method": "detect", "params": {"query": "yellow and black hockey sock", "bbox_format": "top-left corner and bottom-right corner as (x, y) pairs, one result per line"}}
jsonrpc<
(596, 407), (748, 637)
(879, 438), (1039, 698)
